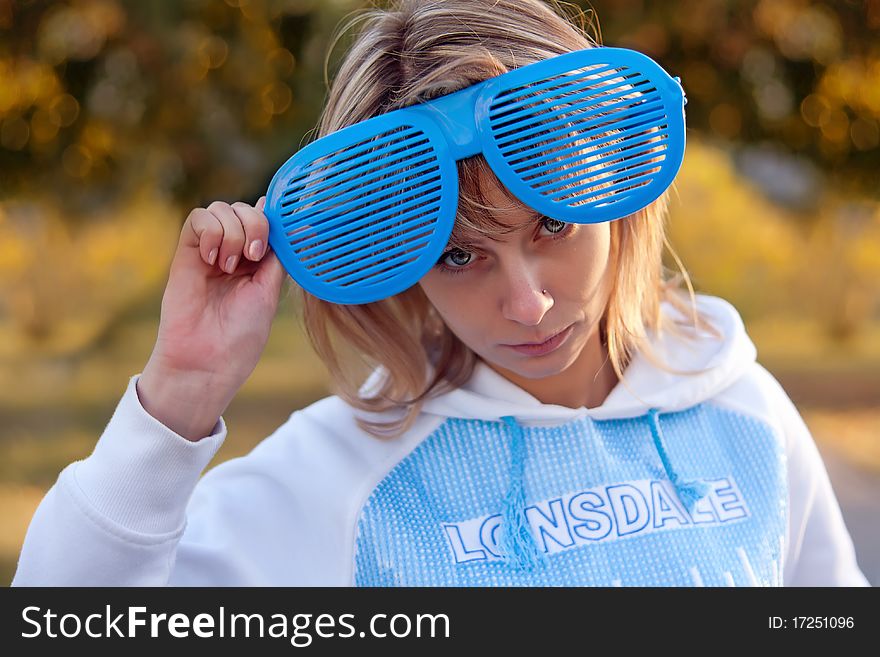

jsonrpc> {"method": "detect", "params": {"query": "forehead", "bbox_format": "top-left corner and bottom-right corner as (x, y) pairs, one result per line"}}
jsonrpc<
(453, 165), (540, 243)
(480, 176), (520, 209)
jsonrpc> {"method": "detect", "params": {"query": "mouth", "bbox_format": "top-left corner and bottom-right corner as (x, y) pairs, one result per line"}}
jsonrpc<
(502, 323), (574, 356)
(505, 324), (572, 347)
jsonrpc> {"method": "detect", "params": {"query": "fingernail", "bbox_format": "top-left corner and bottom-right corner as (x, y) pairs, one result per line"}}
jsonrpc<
(225, 255), (238, 273)
(208, 248), (218, 265)
(249, 240), (263, 260)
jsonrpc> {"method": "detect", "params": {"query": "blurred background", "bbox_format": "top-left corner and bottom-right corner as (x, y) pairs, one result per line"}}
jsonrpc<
(1, 0), (878, 586)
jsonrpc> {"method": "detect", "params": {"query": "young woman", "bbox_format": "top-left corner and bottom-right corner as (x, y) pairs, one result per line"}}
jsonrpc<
(13, 0), (868, 586)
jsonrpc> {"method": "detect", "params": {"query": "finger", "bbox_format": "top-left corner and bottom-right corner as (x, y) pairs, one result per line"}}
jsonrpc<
(207, 201), (246, 273)
(185, 207), (224, 267)
(256, 195), (266, 211)
(231, 200), (269, 262)
(253, 245), (287, 295)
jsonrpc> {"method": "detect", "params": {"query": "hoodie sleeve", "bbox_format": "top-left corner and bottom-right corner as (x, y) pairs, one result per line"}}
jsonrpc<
(11, 373), (227, 586)
(755, 366), (871, 586)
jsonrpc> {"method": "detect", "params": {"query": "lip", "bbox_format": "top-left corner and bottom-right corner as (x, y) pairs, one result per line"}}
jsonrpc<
(504, 324), (574, 356)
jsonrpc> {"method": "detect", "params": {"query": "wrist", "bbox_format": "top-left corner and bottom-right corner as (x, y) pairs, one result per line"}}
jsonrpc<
(136, 364), (233, 441)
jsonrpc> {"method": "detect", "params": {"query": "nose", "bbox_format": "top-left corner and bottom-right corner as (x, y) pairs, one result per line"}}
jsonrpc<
(499, 260), (553, 327)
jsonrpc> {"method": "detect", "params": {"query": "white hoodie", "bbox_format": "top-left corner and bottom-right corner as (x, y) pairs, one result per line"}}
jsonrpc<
(12, 294), (869, 586)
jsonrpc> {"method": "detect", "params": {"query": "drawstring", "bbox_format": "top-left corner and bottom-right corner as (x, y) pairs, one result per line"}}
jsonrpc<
(498, 416), (547, 571)
(494, 410), (707, 569)
(646, 408), (710, 514)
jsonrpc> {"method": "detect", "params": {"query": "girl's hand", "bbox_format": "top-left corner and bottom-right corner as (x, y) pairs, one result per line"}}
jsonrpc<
(137, 196), (288, 441)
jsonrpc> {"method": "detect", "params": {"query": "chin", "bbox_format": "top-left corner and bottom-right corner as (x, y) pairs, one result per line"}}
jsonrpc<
(499, 354), (570, 379)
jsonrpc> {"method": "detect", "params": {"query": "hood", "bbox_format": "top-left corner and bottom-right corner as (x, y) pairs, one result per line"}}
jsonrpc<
(356, 292), (757, 571)
(360, 293), (757, 424)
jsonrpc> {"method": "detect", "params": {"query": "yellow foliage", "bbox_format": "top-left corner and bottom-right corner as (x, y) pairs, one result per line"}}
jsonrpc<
(0, 191), (180, 357)
(668, 138), (803, 318)
(849, 211), (880, 273)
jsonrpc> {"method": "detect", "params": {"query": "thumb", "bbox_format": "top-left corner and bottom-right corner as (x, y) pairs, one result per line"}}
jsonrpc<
(253, 245), (287, 294)
(257, 195), (267, 211)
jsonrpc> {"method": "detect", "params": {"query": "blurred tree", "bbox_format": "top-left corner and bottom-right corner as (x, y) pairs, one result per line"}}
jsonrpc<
(802, 200), (880, 342)
(2, 0), (878, 207)
(0, 0), (354, 214)
(0, 0), (356, 353)
(0, 0), (878, 353)
(667, 139), (803, 320)
(579, 0), (880, 201)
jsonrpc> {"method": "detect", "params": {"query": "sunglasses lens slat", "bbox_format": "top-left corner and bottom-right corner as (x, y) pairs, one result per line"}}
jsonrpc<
(294, 184), (443, 256)
(549, 158), (665, 204)
(304, 193), (443, 276)
(331, 232), (436, 286)
(481, 48), (685, 224)
(532, 148), (667, 199)
(285, 158), (440, 233)
(266, 117), (457, 304)
(497, 99), (664, 157)
(298, 185), (441, 253)
(281, 137), (433, 211)
(512, 116), (670, 183)
(516, 133), (669, 183)
(492, 61), (616, 99)
(490, 72), (651, 135)
(283, 128), (424, 190)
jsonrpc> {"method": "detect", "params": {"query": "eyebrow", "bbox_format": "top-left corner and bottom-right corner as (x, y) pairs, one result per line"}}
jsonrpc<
(446, 209), (545, 250)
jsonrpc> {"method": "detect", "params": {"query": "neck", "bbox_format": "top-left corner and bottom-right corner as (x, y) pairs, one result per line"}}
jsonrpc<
(487, 323), (621, 410)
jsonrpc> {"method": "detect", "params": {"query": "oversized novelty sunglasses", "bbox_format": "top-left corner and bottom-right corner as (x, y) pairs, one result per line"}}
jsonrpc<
(264, 46), (686, 304)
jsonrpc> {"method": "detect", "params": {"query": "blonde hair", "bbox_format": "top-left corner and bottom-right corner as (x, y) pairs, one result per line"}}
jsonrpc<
(294, 0), (720, 439)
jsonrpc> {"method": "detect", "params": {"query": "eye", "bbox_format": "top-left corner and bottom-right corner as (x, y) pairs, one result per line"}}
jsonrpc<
(435, 216), (573, 275)
(542, 217), (567, 235)
(437, 249), (473, 269)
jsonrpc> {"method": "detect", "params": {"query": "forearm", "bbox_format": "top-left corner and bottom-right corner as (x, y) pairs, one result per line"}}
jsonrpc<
(13, 373), (227, 585)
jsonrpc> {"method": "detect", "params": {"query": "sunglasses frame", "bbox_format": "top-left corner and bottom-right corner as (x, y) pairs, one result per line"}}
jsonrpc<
(265, 46), (686, 304)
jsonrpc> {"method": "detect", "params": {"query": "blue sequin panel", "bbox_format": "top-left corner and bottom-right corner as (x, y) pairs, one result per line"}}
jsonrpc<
(353, 404), (788, 586)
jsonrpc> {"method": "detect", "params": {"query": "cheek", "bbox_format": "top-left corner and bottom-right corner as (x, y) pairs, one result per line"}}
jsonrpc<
(587, 238), (612, 281)
(418, 275), (464, 323)
(418, 273), (450, 311)
(562, 227), (612, 291)
(418, 275), (487, 341)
